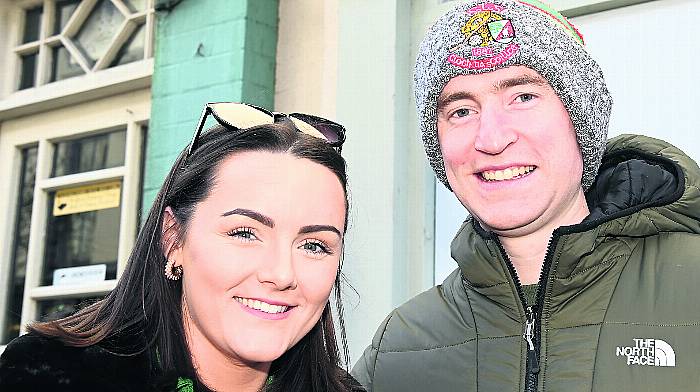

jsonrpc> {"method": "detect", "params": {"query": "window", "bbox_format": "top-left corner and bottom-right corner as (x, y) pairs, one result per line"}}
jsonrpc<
(1, 147), (37, 343)
(0, 92), (149, 345)
(13, 0), (154, 90)
(42, 129), (127, 286)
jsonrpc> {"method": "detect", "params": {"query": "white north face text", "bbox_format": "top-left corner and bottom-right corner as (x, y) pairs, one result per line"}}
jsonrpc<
(616, 338), (676, 367)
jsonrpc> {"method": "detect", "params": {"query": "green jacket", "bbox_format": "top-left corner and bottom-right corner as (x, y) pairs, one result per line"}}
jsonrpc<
(352, 135), (700, 391)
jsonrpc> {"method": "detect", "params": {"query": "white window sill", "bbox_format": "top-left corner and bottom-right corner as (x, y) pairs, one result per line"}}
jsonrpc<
(0, 59), (153, 121)
(28, 280), (117, 300)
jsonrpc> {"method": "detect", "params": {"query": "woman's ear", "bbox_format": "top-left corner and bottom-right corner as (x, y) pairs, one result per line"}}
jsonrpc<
(161, 206), (183, 267)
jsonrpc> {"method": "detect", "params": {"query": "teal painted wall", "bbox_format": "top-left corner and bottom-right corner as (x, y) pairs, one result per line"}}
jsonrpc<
(142, 0), (279, 217)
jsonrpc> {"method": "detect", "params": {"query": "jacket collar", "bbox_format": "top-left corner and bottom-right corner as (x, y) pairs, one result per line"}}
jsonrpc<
(450, 134), (693, 322)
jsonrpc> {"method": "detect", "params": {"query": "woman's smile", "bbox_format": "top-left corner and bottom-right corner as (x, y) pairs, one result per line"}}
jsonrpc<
(233, 296), (296, 320)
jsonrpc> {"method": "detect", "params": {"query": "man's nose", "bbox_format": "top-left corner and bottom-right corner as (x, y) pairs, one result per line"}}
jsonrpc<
(473, 107), (518, 155)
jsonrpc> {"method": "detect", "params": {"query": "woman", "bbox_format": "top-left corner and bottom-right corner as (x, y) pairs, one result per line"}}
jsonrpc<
(0, 103), (363, 392)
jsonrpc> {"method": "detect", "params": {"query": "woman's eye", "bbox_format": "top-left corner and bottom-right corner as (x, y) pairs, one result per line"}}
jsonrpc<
(516, 93), (535, 103)
(227, 227), (257, 242)
(300, 240), (331, 256)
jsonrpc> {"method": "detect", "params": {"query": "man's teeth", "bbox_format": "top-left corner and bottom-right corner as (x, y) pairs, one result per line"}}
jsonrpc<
(234, 297), (289, 314)
(481, 166), (535, 181)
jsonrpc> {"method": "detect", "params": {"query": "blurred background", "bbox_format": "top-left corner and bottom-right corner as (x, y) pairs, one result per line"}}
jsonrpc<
(0, 0), (697, 364)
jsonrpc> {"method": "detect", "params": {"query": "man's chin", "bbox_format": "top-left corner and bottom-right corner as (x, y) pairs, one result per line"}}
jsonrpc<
(475, 215), (541, 237)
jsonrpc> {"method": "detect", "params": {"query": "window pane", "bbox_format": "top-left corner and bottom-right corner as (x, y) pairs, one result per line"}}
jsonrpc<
(2, 147), (38, 344)
(52, 129), (126, 177)
(19, 53), (38, 90)
(51, 45), (85, 82)
(38, 297), (101, 321)
(74, 0), (125, 66)
(54, 0), (81, 35)
(123, 0), (147, 12)
(110, 23), (145, 67)
(42, 192), (120, 286)
(23, 6), (43, 43)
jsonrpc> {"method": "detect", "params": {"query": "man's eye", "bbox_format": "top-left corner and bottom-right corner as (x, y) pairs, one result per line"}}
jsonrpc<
(516, 93), (535, 102)
(452, 108), (472, 118)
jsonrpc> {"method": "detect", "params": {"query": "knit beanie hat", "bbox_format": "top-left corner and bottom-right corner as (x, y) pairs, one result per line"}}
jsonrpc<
(415, 0), (612, 191)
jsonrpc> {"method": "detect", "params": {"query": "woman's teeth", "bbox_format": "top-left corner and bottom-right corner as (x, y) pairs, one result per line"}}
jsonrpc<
(481, 166), (535, 181)
(234, 297), (289, 314)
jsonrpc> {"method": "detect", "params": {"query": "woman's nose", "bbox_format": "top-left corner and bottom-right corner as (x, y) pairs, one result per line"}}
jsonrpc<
(256, 247), (298, 290)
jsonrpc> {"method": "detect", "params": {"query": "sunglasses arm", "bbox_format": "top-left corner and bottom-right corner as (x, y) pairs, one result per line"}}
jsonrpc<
(188, 106), (212, 156)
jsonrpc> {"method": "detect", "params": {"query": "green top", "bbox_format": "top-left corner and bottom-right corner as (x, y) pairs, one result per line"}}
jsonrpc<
(176, 377), (194, 392)
(521, 284), (538, 307)
(176, 376), (273, 391)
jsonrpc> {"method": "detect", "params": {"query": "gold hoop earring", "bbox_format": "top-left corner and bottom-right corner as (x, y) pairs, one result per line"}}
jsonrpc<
(164, 260), (183, 280)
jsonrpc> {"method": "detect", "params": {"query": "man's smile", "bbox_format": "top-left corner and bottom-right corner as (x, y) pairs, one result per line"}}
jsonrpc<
(480, 165), (536, 181)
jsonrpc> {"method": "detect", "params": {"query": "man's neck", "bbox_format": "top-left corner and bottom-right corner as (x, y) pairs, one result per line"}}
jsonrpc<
(497, 190), (590, 285)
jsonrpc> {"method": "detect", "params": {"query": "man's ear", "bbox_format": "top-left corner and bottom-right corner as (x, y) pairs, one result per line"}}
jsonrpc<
(161, 206), (183, 267)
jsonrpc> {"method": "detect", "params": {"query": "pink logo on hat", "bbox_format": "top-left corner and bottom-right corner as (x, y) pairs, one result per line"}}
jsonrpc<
(447, 2), (519, 70)
(468, 3), (505, 14)
(448, 44), (519, 69)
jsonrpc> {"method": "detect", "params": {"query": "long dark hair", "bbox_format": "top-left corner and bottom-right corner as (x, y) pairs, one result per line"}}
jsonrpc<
(29, 122), (355, 391)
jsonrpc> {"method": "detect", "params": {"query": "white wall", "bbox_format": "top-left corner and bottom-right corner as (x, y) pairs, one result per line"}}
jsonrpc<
(434, 0), (700, 284)
(574, 0), (700, 154)
(274, 0), (338, 118)
(336, 0), (438, 364)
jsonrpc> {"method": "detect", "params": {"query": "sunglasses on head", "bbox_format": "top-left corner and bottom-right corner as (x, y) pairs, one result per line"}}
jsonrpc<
(187, 102), (346, 158)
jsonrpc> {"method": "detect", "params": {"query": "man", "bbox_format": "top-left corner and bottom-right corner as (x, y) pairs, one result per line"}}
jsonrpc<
(352, 0), (700, 391)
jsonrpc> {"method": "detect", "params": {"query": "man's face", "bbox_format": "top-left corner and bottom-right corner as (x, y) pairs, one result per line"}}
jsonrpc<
(436, 66), (586, 236)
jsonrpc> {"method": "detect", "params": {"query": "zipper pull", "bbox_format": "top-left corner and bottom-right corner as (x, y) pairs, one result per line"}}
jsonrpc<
(524, 306), (540, 374)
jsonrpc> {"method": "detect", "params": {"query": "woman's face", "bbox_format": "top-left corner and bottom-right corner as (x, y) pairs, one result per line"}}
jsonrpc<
(170, 151), (346, 365)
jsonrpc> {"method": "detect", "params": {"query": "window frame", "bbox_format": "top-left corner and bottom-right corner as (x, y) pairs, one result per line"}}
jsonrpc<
(0, 89), (149, 348)
(0, 0), (155, 121)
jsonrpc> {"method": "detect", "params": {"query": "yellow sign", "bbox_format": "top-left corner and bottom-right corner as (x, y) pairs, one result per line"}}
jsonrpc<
(53, 180), (121, 216)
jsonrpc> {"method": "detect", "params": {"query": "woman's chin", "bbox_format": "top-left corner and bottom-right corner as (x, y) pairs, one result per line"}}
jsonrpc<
(225, 338), (290, 364)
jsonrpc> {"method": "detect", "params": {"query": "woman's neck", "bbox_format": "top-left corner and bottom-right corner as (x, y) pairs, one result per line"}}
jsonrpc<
(183, 315), (270, 391)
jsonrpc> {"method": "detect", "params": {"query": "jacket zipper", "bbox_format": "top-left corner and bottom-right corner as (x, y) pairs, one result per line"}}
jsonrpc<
(524, 306), (539, 392)
(494, 231), (561, 392)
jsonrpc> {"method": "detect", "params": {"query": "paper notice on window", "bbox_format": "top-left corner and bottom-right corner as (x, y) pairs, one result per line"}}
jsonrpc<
(53, 264), (107, 286)
(53, 180), (121, 216)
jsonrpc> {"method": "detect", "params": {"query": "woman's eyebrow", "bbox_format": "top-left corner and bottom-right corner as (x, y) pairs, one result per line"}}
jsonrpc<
(299, 225), (342, 237)
(221, 208), (274, 228)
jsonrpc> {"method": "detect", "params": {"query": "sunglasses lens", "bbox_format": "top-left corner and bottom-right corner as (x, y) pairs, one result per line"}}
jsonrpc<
(290, 114), (344, 145)
(209, 103), (273, 129)
(312, 123), (342, 144)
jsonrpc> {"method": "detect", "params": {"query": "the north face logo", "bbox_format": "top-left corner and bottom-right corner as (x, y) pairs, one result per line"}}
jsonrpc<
(616, 338), (676, 367)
